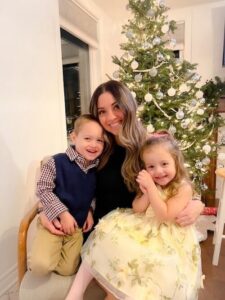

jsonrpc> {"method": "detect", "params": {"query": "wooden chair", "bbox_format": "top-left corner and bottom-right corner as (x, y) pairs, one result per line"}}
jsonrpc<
(18, 202), (38, 285)
(212, 168), (225, 266)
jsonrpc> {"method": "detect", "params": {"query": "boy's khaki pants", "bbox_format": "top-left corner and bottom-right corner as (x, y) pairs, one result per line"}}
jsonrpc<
(30, 218), (83, 276)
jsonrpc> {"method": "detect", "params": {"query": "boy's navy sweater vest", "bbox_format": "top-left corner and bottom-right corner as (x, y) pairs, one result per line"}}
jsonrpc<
(53, 153), (96, 227)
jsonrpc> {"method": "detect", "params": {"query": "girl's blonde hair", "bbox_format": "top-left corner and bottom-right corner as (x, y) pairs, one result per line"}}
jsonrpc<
(140, 130), (192, 197)
(90, 80), (146, 191)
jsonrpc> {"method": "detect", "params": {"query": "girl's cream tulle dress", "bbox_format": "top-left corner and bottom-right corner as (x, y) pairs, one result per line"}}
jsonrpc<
(82, 191), (202, 300)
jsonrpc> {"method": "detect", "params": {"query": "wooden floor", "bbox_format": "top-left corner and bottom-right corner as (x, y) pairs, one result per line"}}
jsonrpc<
(199, 232), (225, 300)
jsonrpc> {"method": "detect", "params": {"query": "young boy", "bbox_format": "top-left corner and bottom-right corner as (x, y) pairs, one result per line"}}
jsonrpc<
(30, 114), (105, 276)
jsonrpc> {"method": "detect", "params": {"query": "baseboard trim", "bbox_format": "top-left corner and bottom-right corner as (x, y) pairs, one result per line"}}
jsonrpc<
(0, 264), (17, 297)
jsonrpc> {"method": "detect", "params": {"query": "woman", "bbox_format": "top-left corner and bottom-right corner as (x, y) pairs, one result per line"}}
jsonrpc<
(40, 80), (204, 299)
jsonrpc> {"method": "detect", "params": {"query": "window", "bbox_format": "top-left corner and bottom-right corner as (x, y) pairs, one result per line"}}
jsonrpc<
(61, 29), (91, 134)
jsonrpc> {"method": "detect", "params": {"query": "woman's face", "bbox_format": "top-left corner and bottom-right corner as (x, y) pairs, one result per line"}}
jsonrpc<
(97, 92), (125, 136)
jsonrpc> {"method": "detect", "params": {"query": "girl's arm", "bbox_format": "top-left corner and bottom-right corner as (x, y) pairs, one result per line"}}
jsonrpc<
(136, 170), (192, 222)
(132, 192), (150, 213)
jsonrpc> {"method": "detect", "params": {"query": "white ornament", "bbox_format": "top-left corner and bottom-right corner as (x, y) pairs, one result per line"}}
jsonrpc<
(156, 91), (163, 99)
(197, 108), (204, 115)
(167, 87), (176, 96)
(169, 125), (176, 134)
(144, 93), (153, 102)
(202, 145), (211, 155)
(131, 91), (136, 99)
(176, 110), (184, 120)
(195, 90), (204, 99)
(147, 124), (155, 133)
(134, 73), (142, 82)
(131, 60), (139, 70)
(149, 67), (158, 77)
(161, 24), (169, 33)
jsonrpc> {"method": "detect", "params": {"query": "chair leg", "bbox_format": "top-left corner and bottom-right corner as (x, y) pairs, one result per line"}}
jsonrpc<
(212, 201), (225, 266)
(212, 232), (222, 265)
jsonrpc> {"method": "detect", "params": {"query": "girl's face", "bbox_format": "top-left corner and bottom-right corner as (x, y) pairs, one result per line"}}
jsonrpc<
(97, 92), (125, 136)
(143, 144), (176, 187)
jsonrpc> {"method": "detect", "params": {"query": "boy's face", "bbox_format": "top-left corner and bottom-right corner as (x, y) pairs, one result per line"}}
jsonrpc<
(71, 121), (104, 161)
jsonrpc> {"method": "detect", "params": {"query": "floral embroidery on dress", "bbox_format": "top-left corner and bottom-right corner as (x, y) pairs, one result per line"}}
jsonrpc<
(81, 190), (202, 300)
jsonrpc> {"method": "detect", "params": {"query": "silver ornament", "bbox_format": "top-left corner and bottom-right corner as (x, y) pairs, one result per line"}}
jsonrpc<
(170, 38), (176, 48)
(147, 9), (155, 18)
(156, 91), (163, 99)
(134, 73), (142, 82)
(113, 70), (120, 79)
(153, 37), (161, 46)
(199, 98), (205, 104)
(157, 53), (164, 62)
(190, 99), (197, 107)
(126, 31), (133, 39)
(176, 110), (184, 120)
(202, 157), (210, 165)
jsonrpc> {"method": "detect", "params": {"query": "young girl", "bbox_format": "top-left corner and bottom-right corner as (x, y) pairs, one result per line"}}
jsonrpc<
(66, 130), (202, 300)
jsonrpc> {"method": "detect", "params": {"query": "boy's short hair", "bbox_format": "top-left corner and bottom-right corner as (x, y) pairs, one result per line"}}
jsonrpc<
(73, 114), (101, 134)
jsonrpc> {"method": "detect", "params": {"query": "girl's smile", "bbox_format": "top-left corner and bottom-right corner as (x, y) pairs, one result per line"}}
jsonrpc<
(143, 144), (176, 186)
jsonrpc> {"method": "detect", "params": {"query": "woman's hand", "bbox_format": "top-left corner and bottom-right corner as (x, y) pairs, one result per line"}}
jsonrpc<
(176, 200), (204, 226)
(39, 212), (65, 236)
(82, 210), (94, 232)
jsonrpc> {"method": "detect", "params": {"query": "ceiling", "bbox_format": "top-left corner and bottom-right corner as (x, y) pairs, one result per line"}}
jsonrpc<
(93, 0), (220, 19)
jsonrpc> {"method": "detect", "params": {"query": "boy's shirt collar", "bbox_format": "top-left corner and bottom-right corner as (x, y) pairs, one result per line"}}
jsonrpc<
(66, 146), (99, 173)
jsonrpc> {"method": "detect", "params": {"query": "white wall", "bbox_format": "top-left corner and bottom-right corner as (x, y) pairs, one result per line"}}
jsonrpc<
(168, 1), (225, 82)
(0, 0), (66, 294)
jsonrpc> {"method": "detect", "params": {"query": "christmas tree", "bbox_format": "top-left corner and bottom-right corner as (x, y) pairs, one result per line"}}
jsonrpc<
(112, 0), (224, 193)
